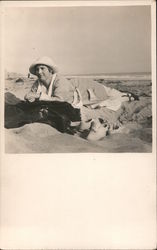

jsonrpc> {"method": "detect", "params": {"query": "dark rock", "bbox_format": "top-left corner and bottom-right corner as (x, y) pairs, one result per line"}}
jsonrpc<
(15, 78), (24, 83)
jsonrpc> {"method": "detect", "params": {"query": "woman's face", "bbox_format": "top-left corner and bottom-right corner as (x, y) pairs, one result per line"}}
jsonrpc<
(35, 64), (52, 83)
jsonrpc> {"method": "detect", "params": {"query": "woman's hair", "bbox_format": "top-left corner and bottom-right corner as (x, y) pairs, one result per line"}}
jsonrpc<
(47, 66), (54, 74)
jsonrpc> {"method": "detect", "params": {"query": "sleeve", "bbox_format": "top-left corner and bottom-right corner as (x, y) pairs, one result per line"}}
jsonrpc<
(39, 92), (63, 101)
(52, 77), (74, 103)
(39, 77), (75, 103)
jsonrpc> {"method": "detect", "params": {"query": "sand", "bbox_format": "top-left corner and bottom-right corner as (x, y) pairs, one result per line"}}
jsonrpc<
(4, 76), (152, 153)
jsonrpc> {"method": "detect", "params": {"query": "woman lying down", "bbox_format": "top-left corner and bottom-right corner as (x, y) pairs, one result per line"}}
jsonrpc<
(25, 57), (139, 141)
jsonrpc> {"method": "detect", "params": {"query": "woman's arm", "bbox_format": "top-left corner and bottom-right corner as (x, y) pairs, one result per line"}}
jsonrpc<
(39, 92), (64, 101)
(39, 76), (74, 102)
(24, 81), (40, 102)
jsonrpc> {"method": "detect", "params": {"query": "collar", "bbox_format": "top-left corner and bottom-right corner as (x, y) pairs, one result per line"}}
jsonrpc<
(47, 73), (56, 96)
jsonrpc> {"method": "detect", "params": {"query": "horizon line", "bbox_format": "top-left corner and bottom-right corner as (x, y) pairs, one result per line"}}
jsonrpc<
(5, 71), (151, 81)
(6, 70), (151, 75)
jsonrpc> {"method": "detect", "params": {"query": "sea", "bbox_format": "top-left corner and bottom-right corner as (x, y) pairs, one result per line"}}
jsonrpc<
(64, 72), (151, 81)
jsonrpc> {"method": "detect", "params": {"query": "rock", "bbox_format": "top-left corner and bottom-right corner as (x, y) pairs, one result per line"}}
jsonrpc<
(15, 78), (24, 84)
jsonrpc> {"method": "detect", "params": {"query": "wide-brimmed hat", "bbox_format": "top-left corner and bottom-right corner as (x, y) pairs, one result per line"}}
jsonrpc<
(29, 56), (58, 75)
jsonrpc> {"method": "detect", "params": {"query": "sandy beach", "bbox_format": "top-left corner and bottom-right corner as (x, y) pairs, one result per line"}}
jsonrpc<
(5, 74), (152, 153)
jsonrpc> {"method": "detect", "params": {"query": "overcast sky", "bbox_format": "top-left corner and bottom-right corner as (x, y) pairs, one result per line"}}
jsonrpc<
(4, 5), (151, 75)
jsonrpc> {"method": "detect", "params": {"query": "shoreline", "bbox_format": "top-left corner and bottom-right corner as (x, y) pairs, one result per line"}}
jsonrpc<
(64, 74), (151, 81)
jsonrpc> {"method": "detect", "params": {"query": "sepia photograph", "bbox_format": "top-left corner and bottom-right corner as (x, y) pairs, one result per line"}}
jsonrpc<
(3, 2), (153, 153)
(0, 1), (156, 249)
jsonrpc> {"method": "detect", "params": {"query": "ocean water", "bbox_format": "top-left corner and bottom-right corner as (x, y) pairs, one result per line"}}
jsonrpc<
(64, 72), (151, 81)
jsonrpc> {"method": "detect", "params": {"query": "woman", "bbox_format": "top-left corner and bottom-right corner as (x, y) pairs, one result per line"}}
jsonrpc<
(25, 56), (138, 140)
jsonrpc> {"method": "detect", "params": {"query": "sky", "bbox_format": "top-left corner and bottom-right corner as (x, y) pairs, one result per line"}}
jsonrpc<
(3, 5), (151, 75)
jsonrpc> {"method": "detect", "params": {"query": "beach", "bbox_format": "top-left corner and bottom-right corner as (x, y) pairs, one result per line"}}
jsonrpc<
(4, 74), (152, 153)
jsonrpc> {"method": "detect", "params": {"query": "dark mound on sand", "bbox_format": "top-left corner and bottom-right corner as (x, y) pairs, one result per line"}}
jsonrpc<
(5, 92), (81, 133)
(15, 78), (24, 83)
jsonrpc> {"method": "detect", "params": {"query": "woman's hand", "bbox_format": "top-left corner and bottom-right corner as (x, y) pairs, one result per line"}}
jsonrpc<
(25, 92), (41, 102)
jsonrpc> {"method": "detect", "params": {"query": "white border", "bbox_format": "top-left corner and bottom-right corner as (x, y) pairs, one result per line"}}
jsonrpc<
(1, 0), (153, 7)
(151, 1), (156, 154)
(0, 1), (156, 249)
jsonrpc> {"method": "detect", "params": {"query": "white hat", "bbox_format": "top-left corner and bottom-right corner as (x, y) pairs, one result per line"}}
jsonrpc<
(29, 56), (58, 75)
